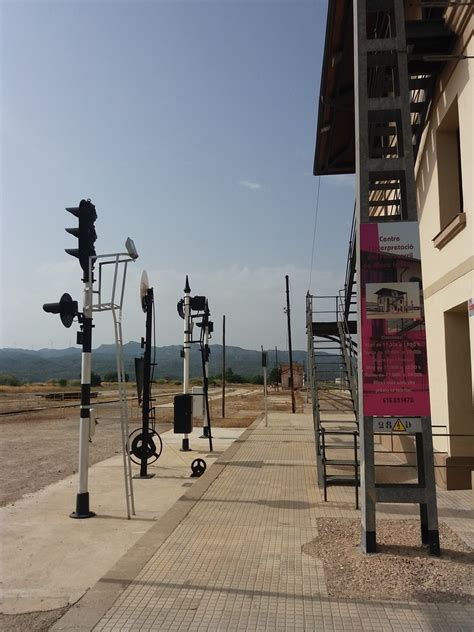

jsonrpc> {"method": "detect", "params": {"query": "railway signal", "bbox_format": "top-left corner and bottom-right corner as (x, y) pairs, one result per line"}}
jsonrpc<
(181, 276), (192, 451)
(132, 271), (159, 478)
(65, 199), (97, 282)
(43, 293), (78, 328)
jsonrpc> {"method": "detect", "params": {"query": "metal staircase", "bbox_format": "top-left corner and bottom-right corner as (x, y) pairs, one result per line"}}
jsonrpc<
(306, 289), (359, 507)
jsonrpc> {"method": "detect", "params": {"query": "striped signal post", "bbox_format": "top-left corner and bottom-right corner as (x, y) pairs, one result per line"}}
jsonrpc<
(72, 279), (95, 518)
(65, 199), (97, 518)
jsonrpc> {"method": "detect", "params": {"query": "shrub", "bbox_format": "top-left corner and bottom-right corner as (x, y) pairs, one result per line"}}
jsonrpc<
(225, 368), (244, 383)
(91, 372), (102, 387)
(0, 373), (21, 386)
(269, 367), (281, 384)
(58, 378), (68, 387)
(103, 371), (129, 382)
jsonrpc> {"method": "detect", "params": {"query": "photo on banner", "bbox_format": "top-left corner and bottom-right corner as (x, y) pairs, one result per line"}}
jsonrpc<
(360, 222), (430, 417)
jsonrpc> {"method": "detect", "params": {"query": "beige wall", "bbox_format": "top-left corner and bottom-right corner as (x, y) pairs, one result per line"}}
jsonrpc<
(415, 10), (474, 465)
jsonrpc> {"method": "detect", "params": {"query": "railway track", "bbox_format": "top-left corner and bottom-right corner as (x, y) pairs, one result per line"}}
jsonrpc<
(0, 391), (181, 417)
(0, 387), (229, 417)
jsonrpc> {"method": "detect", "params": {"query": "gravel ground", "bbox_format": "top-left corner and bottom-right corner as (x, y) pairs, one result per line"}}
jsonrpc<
(302, 518), (474, 603)
(0, 607), (68, 632)
(0, 403), (168, 507)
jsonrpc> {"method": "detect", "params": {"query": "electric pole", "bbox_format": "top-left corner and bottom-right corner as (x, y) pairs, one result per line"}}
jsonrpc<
(222, 314), (226, 418)
(285, 275), (296, 414)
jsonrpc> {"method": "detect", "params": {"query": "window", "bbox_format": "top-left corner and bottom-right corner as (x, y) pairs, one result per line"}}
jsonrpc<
(436, 98), (464, 231)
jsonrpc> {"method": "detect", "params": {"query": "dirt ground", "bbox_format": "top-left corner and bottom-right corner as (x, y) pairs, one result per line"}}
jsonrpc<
(0, 385), (301, 508)
(302, 518), (474, 603)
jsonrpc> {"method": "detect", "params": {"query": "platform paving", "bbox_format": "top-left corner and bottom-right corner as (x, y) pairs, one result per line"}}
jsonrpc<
(52, 412), (474, 631)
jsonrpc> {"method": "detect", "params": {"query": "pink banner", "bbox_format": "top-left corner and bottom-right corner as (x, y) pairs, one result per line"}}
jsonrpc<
(360, 222), (430, 416)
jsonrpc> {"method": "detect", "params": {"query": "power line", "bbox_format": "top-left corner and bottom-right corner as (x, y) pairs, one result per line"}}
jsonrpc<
(308, 176), (322, 291)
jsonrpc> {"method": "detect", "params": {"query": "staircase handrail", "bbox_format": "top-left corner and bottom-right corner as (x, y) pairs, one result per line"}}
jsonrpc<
(337, 289), (358, 415)
(343, 204), (357, 322)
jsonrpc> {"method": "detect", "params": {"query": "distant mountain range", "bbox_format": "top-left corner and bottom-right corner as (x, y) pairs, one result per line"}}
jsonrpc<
(0, 343), (341, 383)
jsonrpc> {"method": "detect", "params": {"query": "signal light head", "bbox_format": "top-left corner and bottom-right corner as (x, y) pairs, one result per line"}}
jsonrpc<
(65, 199), (97, 282)
(43, 293), (79, 328)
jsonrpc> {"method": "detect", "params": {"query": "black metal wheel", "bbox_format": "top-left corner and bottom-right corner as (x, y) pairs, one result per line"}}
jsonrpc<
(191, 458), (207, 477)
(128, 428), (163, 466)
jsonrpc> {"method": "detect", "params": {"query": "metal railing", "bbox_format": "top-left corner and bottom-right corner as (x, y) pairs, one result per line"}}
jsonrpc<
(337, 290), (358, 416)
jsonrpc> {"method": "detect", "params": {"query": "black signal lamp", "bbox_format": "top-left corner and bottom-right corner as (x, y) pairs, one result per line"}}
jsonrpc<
(190, 296), (207, 312)
(65, 199), (97, 282)
(43, 293), (79, 328)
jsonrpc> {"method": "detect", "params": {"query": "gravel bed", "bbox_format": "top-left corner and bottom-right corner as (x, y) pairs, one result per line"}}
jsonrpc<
(302, 518), (474, 603)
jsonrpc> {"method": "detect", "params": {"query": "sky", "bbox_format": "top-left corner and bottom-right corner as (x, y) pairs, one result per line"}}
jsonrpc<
(0, 0), (355, 353)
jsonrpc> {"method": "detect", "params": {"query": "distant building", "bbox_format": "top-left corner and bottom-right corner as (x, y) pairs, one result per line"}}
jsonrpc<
(280, 362), (304, 390)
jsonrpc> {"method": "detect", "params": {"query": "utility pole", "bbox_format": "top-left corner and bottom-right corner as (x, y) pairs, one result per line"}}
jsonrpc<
(285, 274), (296, 414)
(221, 314), (226, 418)
(182, 275), (191, 451)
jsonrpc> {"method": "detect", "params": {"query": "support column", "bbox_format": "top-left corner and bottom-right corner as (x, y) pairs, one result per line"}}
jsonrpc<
(353, 0), (439, 554)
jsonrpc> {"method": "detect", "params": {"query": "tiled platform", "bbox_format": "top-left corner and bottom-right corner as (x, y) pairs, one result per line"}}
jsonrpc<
(53, 412), (474, 631)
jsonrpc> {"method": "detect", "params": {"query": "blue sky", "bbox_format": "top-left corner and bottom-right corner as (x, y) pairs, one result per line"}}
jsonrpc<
(1, 0), (354, 352)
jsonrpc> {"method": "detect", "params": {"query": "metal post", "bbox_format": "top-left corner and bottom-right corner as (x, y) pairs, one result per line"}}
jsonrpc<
(285, 275), (296, 413)
(201, 324), (210, 438)
(221, 314), (226, 418)
(261, 346), (268, 427)
(200, 315), (213, 452)
(182, 276), (191, 451)
(275, 345), (278, 391)
(138, 288), (155, 478)
(71, 280), (95, 519)
(263, 362), (268, 427)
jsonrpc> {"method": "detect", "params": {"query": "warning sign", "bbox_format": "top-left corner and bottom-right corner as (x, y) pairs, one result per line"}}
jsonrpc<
(373, 417), (422, 433)
(392, 419), (406, 432)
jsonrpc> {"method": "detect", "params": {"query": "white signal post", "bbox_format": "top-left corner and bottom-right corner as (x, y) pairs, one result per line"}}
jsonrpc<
(182, 276), (191, 451)
(75, 278), (94, 518)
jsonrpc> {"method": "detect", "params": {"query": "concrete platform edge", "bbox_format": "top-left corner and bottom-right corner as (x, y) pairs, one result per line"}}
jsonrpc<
(50, 415), (263, 632)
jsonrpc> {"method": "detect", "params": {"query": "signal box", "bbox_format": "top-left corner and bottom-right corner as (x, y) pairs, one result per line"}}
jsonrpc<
(174, 394), (193, 434)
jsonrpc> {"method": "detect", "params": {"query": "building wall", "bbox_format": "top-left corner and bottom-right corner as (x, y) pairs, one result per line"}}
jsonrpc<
(280, 363), (304, 389)
(415, 7), (474, 487)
